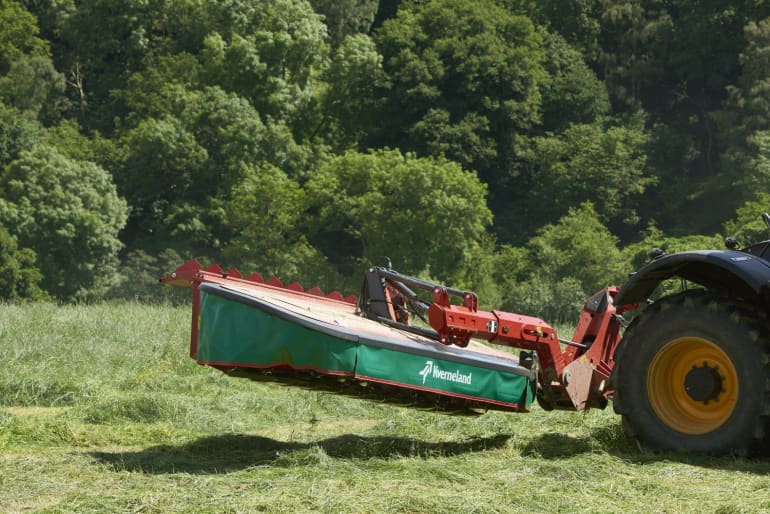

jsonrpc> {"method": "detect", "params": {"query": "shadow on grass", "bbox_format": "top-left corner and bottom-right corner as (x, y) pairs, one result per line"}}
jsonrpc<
(521, 424), (770, 474)
(519, 423), (642, 458)
(520, 432), (595, 459)
(89, 433), (511, 474)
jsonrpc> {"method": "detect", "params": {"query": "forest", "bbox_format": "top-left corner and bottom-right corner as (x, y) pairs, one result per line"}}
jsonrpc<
(3, 0), (770, 320)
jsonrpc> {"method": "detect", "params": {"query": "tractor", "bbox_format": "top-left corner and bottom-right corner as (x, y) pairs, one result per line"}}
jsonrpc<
(162, 215), (770, 456)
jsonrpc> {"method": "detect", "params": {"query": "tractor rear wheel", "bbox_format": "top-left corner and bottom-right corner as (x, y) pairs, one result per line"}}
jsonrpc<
(613, 290), (770, 455)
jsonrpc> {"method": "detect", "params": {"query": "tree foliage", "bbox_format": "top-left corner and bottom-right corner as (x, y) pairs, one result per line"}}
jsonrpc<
(305, 149), (492, 284)
(3, 0), (770, 305)
(0, 102), (42, 167)
(0, 224), (47, 301)
(0, 145), (127, 300)
(373, 0), (545, 175)
(538, 32), (609, 132)
(723, 192), (770, 247)
(505, 203), (628, 321)
(723, 18), (770, 197)
(219, 162), (337, 284)
(320, 34), (388, 150)
(117, 86), (309, 255)
(528, 202), (627, 292)
(0, 0), (50, 71)
(527, 119), (651, 230)
(309, 0), (378, 46)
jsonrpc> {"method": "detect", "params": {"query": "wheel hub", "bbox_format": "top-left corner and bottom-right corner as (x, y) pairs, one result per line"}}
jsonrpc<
(684, 362), (724, 404)
(647, 337), (738, 435)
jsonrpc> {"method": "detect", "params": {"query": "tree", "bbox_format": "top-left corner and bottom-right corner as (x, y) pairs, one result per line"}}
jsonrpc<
(723, 18), (770, 197)
(528, 202), (627, 293)
(722, 192), (770, 247)
(0, 0), (50, 72)
(219, 163), (307, 272)
(598, 0), (672, 112)
(0, 145), (128, 300)
(0, 2), (65, 122)
(623, 222), (721, 269)
(538, 32), (609, 133)
(504, 202), (628, 321)
(114, 52), (203, 124)
(117, 83), (311, 250)
(55, 0), (166, 128)
(53, 0), (330, 132)
(308, 0), (378, 47)
(726, 18), (770, 136)
(460, 238), (528, 311)
(41, 118), (120, 172)
(118, 114), (209, 252)
(198, 0), (329, 135)
(181, 87), (308, 181)
(0, 224), (47, 301)
(598, 1), (770, 235)
(304, 149), (493, 285)
(218, 162), (343, 288)
(0, 55), (65, 120)
(372, 0), (546, 180)
(0, 102), (42, 168)
(620, 222), (722, 300)
(371, 0), (401, 30)
(106, 247), (188, 304)
(526, 119), (652, 234)
(530, 0), (602, 60)
(319, 34), (389, 150)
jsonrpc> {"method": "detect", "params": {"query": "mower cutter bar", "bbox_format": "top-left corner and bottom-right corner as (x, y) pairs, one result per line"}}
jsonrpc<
(161, 260), (537, 412)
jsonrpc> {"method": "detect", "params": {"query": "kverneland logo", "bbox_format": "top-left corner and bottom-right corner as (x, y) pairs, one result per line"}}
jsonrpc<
(419, 360), (472, 385)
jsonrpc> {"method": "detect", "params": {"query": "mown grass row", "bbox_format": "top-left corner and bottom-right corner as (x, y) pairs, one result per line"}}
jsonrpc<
(2, 302), (769, 513)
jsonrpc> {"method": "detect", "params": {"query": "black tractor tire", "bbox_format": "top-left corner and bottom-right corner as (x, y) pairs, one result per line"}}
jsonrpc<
(613, 290), (770, 455)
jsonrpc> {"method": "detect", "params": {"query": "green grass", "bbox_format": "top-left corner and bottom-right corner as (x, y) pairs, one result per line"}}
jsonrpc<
(1, 302), (769, 513)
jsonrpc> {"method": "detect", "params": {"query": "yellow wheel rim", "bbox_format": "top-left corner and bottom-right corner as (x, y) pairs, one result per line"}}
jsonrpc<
(647, 337), (738, 435)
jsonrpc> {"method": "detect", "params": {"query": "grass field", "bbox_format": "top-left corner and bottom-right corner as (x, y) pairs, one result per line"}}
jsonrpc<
(1, 302), (769, 513)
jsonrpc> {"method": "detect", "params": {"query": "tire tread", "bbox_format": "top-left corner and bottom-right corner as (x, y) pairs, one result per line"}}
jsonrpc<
(613, 290), (770, 455)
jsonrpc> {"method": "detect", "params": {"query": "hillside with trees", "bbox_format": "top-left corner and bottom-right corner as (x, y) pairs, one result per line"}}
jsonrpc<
(2, 0), (770, 319)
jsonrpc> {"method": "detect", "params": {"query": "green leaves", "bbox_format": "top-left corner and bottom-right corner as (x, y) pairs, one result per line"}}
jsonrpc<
(305, 149), (492, 283)
(528, 203), (626, 293)
(116, 85), (310, 255)
(722, 192), (770, 247)
(0, 102), (42, 168)
(198, 0), (329, 128)
(373, 0), (546, 176)
(320, 34), (388, 149)
(3, 0), (770, 306)
(0, 55), (65, 120)
(504, 203), (628, 321)
(218, 162), (336, 283)
(528, 119), (652, 229)
(0, 1), (50, 72)
(308, 0), (378, 46)
(0, 224), (47, 301)
(0, 145), (127, 300)
(539, 32), (610, 132)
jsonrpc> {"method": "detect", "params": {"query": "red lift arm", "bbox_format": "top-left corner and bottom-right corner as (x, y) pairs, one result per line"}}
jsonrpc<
(359, 267), (636, 411)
